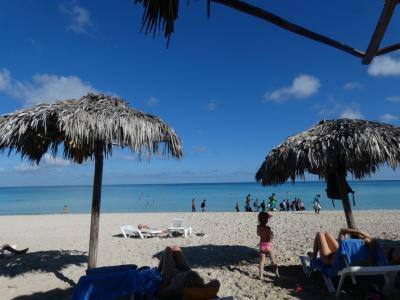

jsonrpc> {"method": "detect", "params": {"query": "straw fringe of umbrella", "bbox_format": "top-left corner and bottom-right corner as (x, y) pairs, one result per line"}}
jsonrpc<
(0, 93), (182, 164)
(256, 119), (400, 186)
(0, 93), (183, 268)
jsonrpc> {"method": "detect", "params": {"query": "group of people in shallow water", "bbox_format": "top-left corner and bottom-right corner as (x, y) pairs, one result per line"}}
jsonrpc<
(191, 198), (207, 212)
(237, 193), (309, 212)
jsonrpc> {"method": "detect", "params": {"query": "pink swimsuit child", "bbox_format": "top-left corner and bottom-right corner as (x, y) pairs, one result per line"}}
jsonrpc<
(259, 241), (273, 253)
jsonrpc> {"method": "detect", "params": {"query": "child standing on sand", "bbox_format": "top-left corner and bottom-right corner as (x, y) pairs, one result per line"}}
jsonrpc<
(257, 212), (279, 279)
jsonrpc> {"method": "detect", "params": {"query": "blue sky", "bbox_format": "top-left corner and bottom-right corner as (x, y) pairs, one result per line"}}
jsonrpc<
(0, 0), (399, 186)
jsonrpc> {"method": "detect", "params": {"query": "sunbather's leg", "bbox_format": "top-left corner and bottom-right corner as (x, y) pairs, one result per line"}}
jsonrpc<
(312, 232), (334, 265)
(158, 246), (178, 282)
(324, 232), (339, 253)
(259, 252), (266, 279)
(171, 245), (191, 272)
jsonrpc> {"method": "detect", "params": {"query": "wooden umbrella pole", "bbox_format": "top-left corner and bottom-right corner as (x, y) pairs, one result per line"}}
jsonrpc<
(88, 143), (104, 269)
(336, 172), (356, 229)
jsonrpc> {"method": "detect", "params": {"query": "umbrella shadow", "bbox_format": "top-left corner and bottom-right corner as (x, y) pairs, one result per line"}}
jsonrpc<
(11, 287), (73, 300)
(0, 249), (86, 287)
(153, 244), (259, 268)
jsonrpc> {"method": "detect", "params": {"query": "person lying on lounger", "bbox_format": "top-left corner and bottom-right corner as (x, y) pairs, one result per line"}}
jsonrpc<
(157, 245), (220, 299)
(1, 244), (29, 255)
(308, 228), (373, 266)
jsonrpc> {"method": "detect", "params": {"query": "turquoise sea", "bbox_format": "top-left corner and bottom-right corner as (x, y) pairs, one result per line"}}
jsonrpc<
(0, 181), (399, 215)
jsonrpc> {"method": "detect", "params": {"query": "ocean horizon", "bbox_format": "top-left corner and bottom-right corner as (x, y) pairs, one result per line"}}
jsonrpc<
(0, 180), (399, 215)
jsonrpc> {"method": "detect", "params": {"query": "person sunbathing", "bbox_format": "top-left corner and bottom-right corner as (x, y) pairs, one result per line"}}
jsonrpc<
(157, 245), (220, 299)
(1, 244), (29, 255)
(308, 228), (373, 266)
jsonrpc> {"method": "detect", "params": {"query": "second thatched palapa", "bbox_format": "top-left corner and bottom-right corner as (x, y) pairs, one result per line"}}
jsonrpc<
(0, 93), (183, 269)
(256, 119), (400, 229)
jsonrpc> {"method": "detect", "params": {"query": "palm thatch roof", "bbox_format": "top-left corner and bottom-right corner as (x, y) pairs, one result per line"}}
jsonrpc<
(0, 93), (182, 164)
(256, 119), (400, 186)
(134, 0), (400, 64)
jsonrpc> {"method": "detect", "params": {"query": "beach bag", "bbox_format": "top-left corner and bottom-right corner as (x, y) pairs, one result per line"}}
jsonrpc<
(325, 172), (355, 207)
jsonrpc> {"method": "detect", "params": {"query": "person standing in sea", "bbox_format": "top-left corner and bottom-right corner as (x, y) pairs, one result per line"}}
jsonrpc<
(235, 201), (240, 212)
(191, 198), (196, 212)
(201, 199), (207, 212)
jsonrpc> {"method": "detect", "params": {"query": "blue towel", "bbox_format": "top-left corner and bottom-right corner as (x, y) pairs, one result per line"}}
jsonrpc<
(72, 265), (163, 300)
(310, 239), (389, 278)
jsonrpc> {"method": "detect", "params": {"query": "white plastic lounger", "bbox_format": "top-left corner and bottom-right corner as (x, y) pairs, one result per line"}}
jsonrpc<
(300, 255), (400, 298)
(168, 218), (192, 238)
(120, 225), (161, 239)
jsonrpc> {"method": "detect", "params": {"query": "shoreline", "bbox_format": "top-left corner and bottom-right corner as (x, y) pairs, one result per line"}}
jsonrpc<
(1, 211), (400, 299)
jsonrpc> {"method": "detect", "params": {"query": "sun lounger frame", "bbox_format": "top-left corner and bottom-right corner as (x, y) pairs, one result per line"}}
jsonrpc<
(300, 255), (400, 298)
(120, 225), (161, 239)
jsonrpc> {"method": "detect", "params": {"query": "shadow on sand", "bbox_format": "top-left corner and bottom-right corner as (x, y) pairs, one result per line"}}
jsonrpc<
(12, 287), (73, 300)
(0, 249), (86, 287)
(153, 244), (259, 268)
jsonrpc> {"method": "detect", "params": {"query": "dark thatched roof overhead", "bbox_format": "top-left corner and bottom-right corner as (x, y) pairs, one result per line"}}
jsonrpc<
(256, 119), (400, 186)
(0, 93), (183, 164)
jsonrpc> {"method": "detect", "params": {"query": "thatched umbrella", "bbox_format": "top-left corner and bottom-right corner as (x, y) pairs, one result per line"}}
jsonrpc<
(0, 93), (182, 269)
(255, 119), (400, 229)
(134, 0), (400, 64)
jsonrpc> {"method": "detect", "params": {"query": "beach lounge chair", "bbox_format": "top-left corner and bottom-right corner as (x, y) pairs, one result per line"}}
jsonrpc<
(72, 265), (163, 300)
(299, 239), (400, 298)
(168, 218), (192, 238)
(120, 225), (162, 239)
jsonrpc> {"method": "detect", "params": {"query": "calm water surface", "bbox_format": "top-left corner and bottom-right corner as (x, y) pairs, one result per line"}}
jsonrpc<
(0, 181), (398, 215)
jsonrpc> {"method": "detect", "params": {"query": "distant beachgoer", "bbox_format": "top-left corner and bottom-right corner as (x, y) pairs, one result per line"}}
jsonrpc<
(201, 199), (207, 212)
(298, 200), (305, 211)
(1, 244), (29, 256)
(313, 195), (322, 214)
(157, 245), (220, 299)
(257, 212), (279, 279)
(253, 198), (259, 212)
(290, 200), (296, 211)
(63, 205), (68, 214)
(191, 198), (196, 212)
(279, 200), (286, 211)
(285, 199), (290, 211)
(235, 202), (240, 212)
(268, 193), (277, 211)
(260, 200), (266, 212)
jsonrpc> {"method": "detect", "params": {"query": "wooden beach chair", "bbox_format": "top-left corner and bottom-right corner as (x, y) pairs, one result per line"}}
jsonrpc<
(168, 218), (192, 238)
(299, 239), (400, 298)
(120, 225), (161, 239)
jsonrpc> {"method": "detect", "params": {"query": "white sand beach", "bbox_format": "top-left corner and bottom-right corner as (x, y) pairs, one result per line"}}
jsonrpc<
(1, 211), (400, 299)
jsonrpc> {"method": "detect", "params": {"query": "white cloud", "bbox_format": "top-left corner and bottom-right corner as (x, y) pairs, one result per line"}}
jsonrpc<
(42, 153), (70, 167)
(14, 164), (39, 173)
(0, 68), (11, 90)
(368, 55), (400, 76)
(0, 68), (97, 106)
(13, 154), (70, 173)
(205, 102), (217, 111)
(265, 74), (320, 103)
(146, 96), (159, 106)
(380, 113), (398, 123)
(59, 4), (94, 34)
(192, 146), (207, 153)
(387, 96), (400, 102)
(340, 107), (364, 119)
(343, 82), (363, 90)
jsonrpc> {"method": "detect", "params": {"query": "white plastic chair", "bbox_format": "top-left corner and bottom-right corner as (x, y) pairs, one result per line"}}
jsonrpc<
(168, 218), (192, 238)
